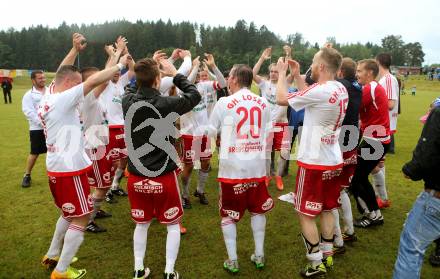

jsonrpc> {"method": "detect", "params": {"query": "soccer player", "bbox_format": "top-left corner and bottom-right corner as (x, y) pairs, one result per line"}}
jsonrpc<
(21, 70), (47, 187)
(351, 59), (390, 228)
(276, 47), (348, 278)
(39, 33), (130, 279)
(179, 53), (226, 208)
(122, 52), (201, 279)
(371, 53), (399, 208)
(159, 49), (192, 96)
(253, 46), (293, 190)
(80, 36), (129, 233)
(208, 64), (274, 274)
(332, 58), (362, 253)
(99, 41), (135, 203)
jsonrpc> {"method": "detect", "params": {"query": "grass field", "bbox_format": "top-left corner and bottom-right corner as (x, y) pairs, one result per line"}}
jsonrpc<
(1, 75), (439, 279)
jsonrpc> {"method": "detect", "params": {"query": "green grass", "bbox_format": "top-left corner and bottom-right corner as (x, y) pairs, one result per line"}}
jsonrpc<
(1, 76), (440, 279)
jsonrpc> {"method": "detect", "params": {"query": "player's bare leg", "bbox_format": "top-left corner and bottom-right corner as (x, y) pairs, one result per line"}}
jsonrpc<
(22, 154), (39, 187)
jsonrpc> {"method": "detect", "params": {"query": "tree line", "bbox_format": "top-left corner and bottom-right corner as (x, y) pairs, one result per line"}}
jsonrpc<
(0, 19), (426, 73)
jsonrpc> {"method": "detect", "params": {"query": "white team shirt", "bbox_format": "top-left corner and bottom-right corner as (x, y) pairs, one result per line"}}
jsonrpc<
(81, 92), (109, 149)
(209, 88), (272, 182)
(38, 83), (92, 176)
(180, 81), (221, 136)
(258, 80), (288, 124)
(378, 73), (399, 133)
(99, 72), (130, 127)
(287, 81), (348, 170)
(22, 86), (47, 130)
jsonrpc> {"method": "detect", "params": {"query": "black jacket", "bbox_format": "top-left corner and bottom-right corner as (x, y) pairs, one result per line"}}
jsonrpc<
(403, 106), (440, 190)
(122, 74), (201, 177)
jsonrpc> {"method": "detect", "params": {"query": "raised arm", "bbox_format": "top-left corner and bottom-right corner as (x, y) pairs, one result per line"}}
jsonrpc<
(253, 47), (271, 84)
(177, 50), (192, 76)
(58, 33), (87, 70)
(188, 56), (201, 83)
(204, 53), (227, 88)
(284, 45), (296, 84)
(275, 57), (290, 106)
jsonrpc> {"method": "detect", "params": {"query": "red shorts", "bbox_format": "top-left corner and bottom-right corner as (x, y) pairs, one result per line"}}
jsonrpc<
(86, 148), (112, 189)
(220, 181), (274, 222)
(106, 127), (127, 163)
(49, 173), (93, 218)
(181, 135), (212, 164)
(294, 166), (342, 217)
(268, 123), (290, 151)
(127, 170), (183, 224)
(338, 149), (358, 188)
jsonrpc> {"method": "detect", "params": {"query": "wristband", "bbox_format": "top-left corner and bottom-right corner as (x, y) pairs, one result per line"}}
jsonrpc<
(116, 63), (124, 71)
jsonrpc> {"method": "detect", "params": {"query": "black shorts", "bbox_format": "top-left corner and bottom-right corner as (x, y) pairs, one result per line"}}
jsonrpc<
(30, 130), (47, 155)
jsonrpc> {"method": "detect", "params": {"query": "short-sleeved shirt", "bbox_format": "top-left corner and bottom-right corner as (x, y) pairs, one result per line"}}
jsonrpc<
(209, 88), (272, 182)
(81, 92), (109, 149)
(99, 73), (130, 128)
(287, 81), (348, 170)
(38, 83), (92, 176)
(258, 80), (288, 124)
(378, 73), (399, 133)
(180, 81), (221, 136)
(359, 81), (390, 143)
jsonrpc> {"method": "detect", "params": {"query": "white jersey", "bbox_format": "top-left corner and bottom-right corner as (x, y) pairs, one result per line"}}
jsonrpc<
(180, 81), (221, 136)
(258, 80), (288, 124)
(378, 73), (399, 133)
(99, 72), (130, 127)
(22, 86), (47, 130)
(209, 88), (271, 182)
(38, 83), (92, 176)
(287, 81), (348, 170)
(81, 92), (109, 149)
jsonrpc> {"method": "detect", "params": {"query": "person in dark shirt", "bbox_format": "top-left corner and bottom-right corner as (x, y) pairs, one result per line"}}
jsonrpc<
(122, 51), (201, 279)
(332, 58), (363, 251)
(1, 77), (13, 104)
(393, 106), (440, 278)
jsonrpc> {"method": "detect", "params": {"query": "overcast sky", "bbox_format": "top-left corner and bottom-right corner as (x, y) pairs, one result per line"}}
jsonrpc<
(2, 0), (439, 64)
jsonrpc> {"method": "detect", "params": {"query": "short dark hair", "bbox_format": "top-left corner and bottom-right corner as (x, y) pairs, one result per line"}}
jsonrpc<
(376, 53), (392, 69)
(31, 70), (44, 80)
(80, 67), (99, 81)
(231, 64), (253, 88)
(359, 59), (379, 78)
(340, 58), (357, 80)
(319, 47), (343, 73)
(134, 58), (160, 88)
(55, 65), (80, 84)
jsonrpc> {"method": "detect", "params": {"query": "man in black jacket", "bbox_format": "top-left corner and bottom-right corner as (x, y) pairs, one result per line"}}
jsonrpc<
(122, 52), (201, 279)
(2, 78), (13, 104)
(393, 106), (440, 279)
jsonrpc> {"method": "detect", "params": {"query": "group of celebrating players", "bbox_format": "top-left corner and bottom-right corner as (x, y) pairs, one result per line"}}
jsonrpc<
(21, 32), (400, 279)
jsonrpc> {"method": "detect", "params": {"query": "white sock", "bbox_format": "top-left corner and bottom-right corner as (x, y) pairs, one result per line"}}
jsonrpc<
(357, 196), (369, 214)
(134, 222), (150, 271)
(375, 209), (382, 218)
(251, 214), (266, 257)
(181, 175), (191, 199)
(196, 169), (209, 194)
(306, 251), (323, 268)
(47, 216), (71, 258)
(320, 240), (334, 259)
(55, 224), (85, 273)
(221, 218), (237, 261)
(111, 168), (124, 189)
(277, 157), (287, 177)
(266, 159), (271, 178)
(90, 196), (104, 222)
(340, 190), (354, 235)
(332, 209), (344, 247)
(165, 224), (180, 274)
(372, 167), (388, 200)
(367, 210), (377, 219)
